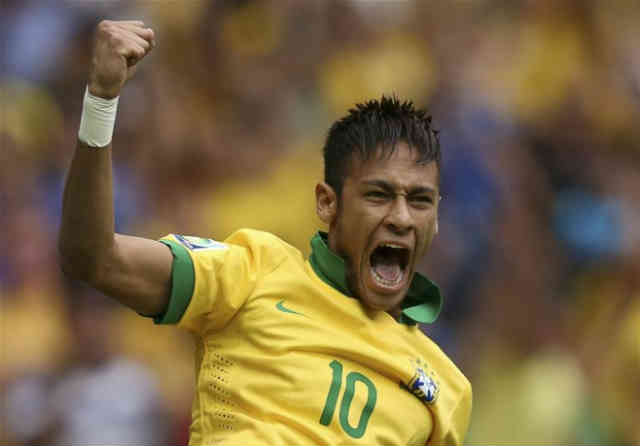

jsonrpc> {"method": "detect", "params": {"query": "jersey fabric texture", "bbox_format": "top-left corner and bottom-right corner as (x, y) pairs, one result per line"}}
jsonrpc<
(155, 229), (472, 445)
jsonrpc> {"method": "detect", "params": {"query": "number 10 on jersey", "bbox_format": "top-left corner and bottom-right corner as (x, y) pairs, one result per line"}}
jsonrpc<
(319, 360), (378, 439)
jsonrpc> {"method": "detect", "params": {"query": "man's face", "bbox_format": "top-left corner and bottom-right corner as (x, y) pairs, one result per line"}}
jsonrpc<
(316, 143), (439, 315)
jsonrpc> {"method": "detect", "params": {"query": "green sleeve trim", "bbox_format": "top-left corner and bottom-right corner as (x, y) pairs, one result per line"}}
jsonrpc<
(154, 239), (195, 324)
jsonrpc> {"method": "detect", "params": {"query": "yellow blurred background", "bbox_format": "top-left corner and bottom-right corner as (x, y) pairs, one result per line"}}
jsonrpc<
(1, 0), (639, 443)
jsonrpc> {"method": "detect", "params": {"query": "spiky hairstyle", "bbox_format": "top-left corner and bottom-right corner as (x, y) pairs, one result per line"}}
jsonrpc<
(323, 95), (441, 196)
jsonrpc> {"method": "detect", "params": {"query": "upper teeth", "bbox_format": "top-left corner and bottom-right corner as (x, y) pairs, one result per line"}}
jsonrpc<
(382, 243), (403, 249)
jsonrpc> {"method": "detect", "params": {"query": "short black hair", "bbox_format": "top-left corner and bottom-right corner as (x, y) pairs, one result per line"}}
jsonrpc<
(323, 95), (441, 196)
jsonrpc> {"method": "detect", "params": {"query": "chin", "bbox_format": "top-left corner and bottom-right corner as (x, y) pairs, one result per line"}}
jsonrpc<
(359, 289), (405, 313)
(359, 273), (411, 313)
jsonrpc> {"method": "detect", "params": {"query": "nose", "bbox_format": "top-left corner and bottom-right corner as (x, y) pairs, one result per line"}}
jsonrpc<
(384, 196), (413, 234)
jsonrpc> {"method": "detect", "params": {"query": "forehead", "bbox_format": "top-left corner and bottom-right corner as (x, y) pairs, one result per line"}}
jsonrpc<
(346, 143), (439, 191)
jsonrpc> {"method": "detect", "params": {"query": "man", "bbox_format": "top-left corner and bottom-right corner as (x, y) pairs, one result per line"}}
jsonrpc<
(59, 20), (472, 445)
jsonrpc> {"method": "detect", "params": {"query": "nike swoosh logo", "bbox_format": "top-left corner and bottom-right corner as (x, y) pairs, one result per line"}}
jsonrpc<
(276, 300), (305, 316)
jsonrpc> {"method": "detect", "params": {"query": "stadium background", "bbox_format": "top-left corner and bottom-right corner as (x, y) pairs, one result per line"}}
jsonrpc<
(2, 0), (639, 443)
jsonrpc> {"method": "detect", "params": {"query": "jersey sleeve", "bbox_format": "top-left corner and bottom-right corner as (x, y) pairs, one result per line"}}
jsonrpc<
(154, 229), (287, 334)
(427, 378), (472, 445)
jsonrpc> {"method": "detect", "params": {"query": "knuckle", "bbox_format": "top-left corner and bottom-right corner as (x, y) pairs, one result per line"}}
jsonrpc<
(96, 21), (119, 42)
(97, 20), (112, 32)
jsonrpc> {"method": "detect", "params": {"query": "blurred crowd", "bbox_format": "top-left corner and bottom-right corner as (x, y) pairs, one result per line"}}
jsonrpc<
(1, 0), (639, 443)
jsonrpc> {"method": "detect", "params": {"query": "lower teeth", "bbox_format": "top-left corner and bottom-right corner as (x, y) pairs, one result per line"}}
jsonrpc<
(372, 269), (402, 286)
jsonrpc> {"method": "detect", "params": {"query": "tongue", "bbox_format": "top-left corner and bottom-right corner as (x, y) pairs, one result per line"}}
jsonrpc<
(374, 261), (402, 281)
(371, 250), (402, 282)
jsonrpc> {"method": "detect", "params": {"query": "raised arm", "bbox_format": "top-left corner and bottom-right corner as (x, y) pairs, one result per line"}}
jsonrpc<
(59, 21), (172, 317)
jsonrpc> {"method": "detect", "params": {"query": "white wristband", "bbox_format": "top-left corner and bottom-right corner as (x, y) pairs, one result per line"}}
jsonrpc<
(78, 87), (119, 148)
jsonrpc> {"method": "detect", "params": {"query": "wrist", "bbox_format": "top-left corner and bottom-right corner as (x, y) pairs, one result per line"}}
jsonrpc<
(87, 82), (120, 100)
(78, 86), (119, 148)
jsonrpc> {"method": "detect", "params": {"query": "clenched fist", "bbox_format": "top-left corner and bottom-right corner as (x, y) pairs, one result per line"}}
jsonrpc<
(88, 20), (155, 99)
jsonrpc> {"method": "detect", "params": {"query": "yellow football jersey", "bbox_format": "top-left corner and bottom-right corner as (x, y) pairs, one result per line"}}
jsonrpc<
(156, 229), (471, 445)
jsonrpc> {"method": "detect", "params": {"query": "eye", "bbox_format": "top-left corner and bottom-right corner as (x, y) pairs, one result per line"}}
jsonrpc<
(409, 195), (433, 208)
(365, 190), (389, 201)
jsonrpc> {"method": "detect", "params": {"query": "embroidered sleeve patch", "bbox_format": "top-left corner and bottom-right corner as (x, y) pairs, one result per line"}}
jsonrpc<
(174, 234), (228, 251)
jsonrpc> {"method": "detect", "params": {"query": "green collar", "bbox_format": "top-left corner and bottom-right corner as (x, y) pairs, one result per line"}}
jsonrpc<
(308, 232), (442, 325)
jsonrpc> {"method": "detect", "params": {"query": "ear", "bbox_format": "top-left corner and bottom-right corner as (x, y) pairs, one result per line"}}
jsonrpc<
(315, 182), (338, 225)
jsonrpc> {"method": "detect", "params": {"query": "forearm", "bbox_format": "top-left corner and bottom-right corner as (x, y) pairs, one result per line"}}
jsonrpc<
(59, 137), (173, 315)
(59, 140), (116, 282)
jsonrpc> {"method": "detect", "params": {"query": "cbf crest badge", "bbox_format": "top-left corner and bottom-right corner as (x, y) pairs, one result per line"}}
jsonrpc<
(406, 359), (440, 405)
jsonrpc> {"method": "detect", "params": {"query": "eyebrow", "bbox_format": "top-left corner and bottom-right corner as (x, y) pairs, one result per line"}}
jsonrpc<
(362, 180), (436, 196)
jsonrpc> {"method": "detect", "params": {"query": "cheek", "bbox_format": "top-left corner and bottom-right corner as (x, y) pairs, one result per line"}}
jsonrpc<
(417, 218), (437, 252)
(342, 207), (378, 239)
(334, 212), (367, 257)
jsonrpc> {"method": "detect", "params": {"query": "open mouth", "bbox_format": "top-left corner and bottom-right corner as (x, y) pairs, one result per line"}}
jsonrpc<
(369, 243), (410, 290)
